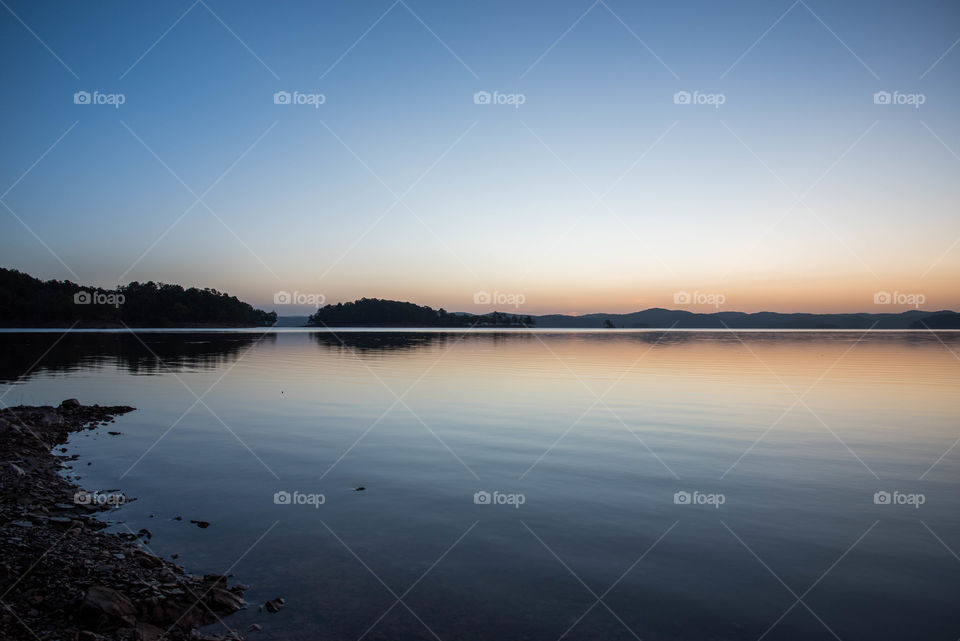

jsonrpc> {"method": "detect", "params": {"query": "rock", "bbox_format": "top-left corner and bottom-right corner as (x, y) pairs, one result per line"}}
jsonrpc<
(38, 409), (62, 426)
(173, 602), (209, 629)
(138, 552), (164, 569)
(247, 623), (261, 632)
(264, 597), (285, 613)
(134, 621), (167, 641)
(355, 486), (366, 491)
(80, 585), (137, 629)
(203, 574), (228, 588)
(107, 431), (122, 436)
(208, 588), (245, 613)
(190, 520), (210, 529)
(60, 398), (81, 408)
(9, 462), (25, 476)
(143, 596), (188, 627)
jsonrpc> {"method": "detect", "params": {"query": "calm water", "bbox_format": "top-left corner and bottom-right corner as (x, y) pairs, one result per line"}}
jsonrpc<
(2, 329), (959, 641)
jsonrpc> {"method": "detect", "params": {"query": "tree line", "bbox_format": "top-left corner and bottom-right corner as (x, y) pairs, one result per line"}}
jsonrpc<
(0, 268), (277, 327)
(307, 298), (534, 327)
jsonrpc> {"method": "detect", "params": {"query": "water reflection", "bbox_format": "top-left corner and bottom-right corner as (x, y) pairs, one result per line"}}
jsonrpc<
(4, 329), (959, 385)
(0, 332), (275, 383)
(309, 331), (453, 353)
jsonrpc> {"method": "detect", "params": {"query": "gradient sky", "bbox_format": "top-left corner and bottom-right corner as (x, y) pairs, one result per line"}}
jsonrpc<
(1, 0), (958, 314)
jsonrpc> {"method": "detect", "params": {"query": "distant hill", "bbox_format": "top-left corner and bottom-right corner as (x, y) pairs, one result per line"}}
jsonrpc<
(274, 315), (311, 327)
(531, 308), (960, 329)
(909, 312), (960, 329)
(0, 268), (276, 328)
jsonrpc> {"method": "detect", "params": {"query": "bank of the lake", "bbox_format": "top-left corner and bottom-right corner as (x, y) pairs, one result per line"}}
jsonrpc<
(0, 401), (252, 641)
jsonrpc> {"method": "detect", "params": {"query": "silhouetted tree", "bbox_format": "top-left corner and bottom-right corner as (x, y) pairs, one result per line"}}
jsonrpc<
(0, 268), (276, 327)
(307, 298), (532, 327)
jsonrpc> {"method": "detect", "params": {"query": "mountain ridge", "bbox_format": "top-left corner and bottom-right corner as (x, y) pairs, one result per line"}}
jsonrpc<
(511, 308), (957, 329)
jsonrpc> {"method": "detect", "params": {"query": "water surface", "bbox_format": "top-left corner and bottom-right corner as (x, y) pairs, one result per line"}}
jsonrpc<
(2, 330), (959, 640)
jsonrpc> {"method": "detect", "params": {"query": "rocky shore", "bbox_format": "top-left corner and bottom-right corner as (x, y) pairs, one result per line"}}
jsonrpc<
(0, 401), (249, 641)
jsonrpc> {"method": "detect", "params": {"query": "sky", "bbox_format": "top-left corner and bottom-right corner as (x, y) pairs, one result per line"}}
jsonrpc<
(1, 0), (958, 315)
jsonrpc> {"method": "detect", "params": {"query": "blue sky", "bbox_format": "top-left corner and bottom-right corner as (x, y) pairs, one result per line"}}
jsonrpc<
(1, 0), (958, 314)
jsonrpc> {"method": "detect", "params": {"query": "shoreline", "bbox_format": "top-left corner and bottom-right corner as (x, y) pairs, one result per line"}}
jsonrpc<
(0, 401), (250, 641)
(3, 326), (960, 335)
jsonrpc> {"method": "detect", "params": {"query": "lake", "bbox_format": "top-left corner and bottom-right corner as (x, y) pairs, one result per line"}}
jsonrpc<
(2, 329), (959, 640)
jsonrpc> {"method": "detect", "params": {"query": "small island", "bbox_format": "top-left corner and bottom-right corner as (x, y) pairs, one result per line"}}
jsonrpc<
(307, 298), (534, 327)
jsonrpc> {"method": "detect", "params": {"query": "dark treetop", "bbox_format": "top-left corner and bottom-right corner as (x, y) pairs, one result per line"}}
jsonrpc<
(0, 268), (276, 328)
(307, 298), (533, 327)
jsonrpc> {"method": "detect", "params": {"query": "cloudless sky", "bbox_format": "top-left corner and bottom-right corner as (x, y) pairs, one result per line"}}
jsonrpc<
(1, 0), (958, 314)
